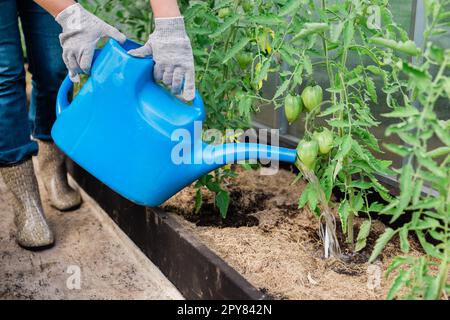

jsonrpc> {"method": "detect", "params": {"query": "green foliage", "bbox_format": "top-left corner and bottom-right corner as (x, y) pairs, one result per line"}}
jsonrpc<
(194, 167), (236, 219)
(369, 0), (450, 300)
(292, 0), (398, 251)
(179, 0), (314, 130)
(80, 0), (153, 41)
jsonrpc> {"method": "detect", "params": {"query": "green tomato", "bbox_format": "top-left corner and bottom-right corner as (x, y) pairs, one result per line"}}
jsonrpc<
(236, 53), (252, 69)
(218, 7), (231, 19)
(284, 94), (303, 125)
(301, 85), (323, 112)
(296, 139), (319, 170)
(313, 129), (334, 154)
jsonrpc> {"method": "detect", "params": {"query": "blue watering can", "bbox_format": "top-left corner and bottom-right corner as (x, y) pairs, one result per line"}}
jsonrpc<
(52, 39), (298, 206)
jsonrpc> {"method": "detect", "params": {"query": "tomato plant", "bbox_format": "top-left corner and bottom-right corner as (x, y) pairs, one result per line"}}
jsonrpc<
(181, 0), (397, 237)
(367, 0), (450, 300)
(277, 0), (398, 253)
(193, 167), (237, 219)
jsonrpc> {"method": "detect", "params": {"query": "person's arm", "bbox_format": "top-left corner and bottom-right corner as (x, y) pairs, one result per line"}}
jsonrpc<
(150, 0), (181, 18)
(129, 0), (196, 101)
(33, 1), (126, 82)
(34, 0), (75, 17)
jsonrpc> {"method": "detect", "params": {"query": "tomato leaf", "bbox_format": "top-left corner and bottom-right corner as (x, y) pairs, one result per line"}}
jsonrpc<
(223, 37), (250, 63)
(330, 21), (344, 42)
(215, 190), (230, 219)
(383, 143), (411, 157)
(416, 230), (442, 259)
(390, 163), (413, 223)
(355, 220), (371, 252)
(298, 183), (313, 210)
(279, 0), (305, 16)
(210, 15), (240, 38)
(382, 105), (419, 118)
(399, 227), (410, 253)
(293, 23), (329, 41)
(369, 228), (396, 263)
(343, 21), (354, 48)
(365, 77), (378, 103)
(387, 269), (409, 300)
(249, 14), (284, 26)
(273, 79), (291, 100)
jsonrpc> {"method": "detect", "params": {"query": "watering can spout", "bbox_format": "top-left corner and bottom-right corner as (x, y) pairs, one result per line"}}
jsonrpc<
(187, 142), (298, 180)
(204, 143), (297, 165)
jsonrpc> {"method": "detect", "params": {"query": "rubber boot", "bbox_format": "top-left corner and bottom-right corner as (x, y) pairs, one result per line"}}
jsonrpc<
(0, 159), (54, 249)
(37, 140), (81, 211)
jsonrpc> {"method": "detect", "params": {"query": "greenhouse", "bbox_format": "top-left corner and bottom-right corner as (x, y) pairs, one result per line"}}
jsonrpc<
(0, 0), (448, 305)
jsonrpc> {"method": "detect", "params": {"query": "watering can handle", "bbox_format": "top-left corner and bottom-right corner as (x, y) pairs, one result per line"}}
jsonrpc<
(56, 49), (103, 117)
(56, 75), (72, 117)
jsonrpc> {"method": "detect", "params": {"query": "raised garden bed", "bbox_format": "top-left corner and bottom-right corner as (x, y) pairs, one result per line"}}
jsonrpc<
(68, 160), (422, 300)
(162, 166), (422, 300)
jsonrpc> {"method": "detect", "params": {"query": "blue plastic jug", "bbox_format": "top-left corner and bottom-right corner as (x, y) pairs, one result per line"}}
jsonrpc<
(52, 39), (297, 206)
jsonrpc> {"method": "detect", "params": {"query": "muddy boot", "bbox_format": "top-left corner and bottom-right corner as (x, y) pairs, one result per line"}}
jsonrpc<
(37, 140), (82, 211)
(0, 159), (54, 249)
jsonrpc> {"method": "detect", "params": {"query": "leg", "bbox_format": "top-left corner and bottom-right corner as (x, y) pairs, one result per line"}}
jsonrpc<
(19, 0), (81, 210)
(0, 0), (38, 164)
(0, 0), (53, 248)
(18, 0), (65, 139)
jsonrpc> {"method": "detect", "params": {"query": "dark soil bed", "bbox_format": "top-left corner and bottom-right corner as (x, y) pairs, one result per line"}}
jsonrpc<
(163, 166), (422, 300)
(164, 188), (271, 228)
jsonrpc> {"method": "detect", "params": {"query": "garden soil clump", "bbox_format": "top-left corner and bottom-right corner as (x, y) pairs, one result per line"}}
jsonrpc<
(163, 167), (422, 300)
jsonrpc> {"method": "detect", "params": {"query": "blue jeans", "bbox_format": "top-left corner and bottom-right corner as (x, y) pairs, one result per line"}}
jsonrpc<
(0, 0), (66, 165)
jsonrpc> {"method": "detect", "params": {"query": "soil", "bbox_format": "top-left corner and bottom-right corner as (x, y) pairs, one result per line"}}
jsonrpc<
(162, 166), (423, 300)
(164, 188), (270, 228)
(0, 159), (182, 300)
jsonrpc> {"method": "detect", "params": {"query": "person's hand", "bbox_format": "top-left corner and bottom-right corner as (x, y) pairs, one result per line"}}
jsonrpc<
(55, 3), (126, 82)
(128, 17), (196, 101)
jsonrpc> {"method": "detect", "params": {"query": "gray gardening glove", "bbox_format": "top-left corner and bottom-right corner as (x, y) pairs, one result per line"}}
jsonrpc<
(56, 3), (126, 82)
(128, 17), (196, 101)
